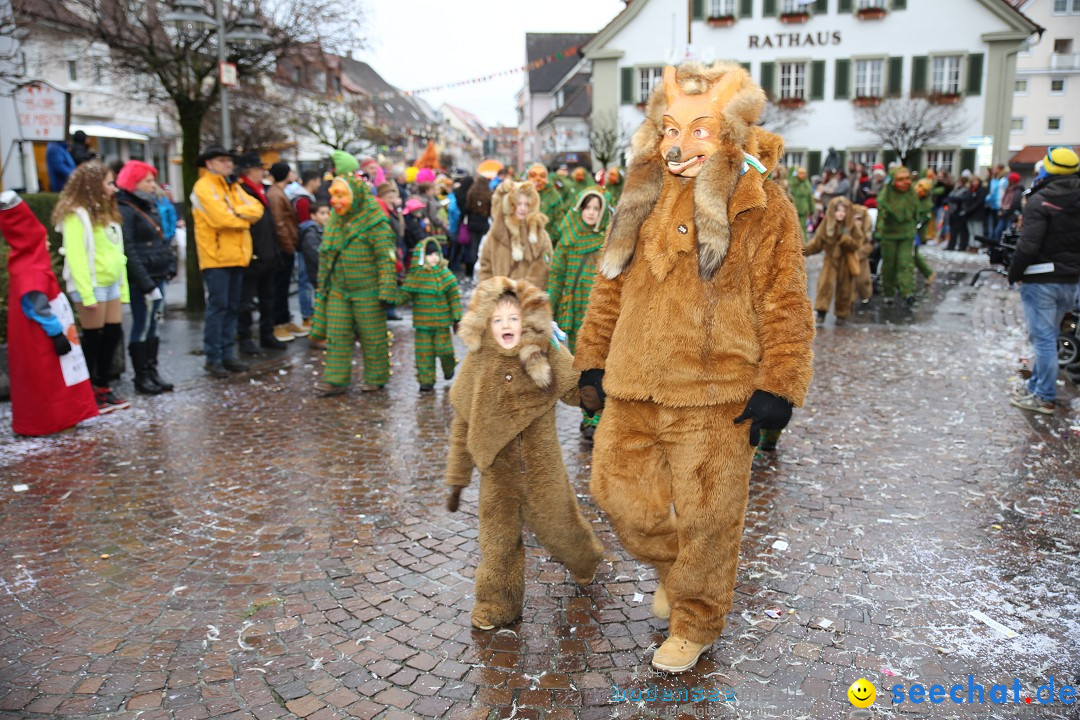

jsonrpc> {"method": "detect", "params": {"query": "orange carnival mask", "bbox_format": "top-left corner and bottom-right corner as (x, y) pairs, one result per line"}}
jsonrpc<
(607, 168), (621, 185)
(527, 164), (548, 193)
(660, 66), (744, 178)
(572, 167), (586, 183)
(328, 178), (353, 216)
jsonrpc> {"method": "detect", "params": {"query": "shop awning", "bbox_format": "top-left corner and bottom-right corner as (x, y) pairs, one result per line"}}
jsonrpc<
(70, 123), (149, 142)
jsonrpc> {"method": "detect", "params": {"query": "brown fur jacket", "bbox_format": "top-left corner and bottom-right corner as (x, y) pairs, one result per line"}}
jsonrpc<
(477, 181), (552, 290)
(804, 196), (864, 269)
(574, 61), (814, 408)
(446, 277), (578, 487)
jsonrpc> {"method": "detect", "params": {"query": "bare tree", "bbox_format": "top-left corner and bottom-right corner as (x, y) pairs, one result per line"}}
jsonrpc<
(758, 101), (813, 135)
(202, 79), (293, 152)
(0, 0), (28, 88)
(587, 110), (626, 170)
(855, 96), (968, 165)
(290, 95), (378, 152)
(30, 0), (364, 310)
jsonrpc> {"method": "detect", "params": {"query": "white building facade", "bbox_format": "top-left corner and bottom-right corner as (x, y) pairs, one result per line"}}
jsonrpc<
(1009, 0), (1080, 163)
(586, 0), (1038, 176)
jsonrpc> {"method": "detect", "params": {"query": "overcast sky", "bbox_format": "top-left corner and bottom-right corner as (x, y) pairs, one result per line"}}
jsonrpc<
(354, 0), (626, 127)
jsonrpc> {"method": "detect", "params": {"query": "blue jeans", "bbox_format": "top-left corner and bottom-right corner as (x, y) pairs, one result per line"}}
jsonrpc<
(129, 279), (166, 342)
(203, 267), (244, 364)
(1021, 282), (1078, 403)
(296, 253), (314, 320)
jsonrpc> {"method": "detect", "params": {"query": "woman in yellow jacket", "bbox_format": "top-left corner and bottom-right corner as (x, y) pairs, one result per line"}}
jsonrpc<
(52, 160), (131, 413)
(190, 146), (263, 377)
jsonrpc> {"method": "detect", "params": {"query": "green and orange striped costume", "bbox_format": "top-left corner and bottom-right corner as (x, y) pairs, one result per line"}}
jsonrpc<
(537, 183), (566, 246)
(547, 189), (611, 429)
(398, 243), (462, 385)
(547, 189), (610, 353)
(317, 174), (399, 388)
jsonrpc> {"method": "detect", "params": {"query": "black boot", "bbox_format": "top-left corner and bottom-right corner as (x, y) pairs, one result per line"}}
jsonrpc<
(129, 342), (164, 395)
(81, 327), (102, 389)
(145, 337), (174, 391)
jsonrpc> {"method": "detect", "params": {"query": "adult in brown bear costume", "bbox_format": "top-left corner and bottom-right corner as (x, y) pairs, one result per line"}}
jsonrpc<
(477, 180), (552, 290)
(574, 62), (815, 672)
(446, 276), (604, 630)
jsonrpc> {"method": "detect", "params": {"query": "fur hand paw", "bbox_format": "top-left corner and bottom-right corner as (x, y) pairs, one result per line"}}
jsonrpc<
(578, 369), (606, 416)
(734, 390), (793, 446)
(446, 486), (462, 512)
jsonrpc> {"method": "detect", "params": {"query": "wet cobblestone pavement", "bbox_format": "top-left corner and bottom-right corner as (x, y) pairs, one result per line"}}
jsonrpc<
(1, 248), (1078, 720)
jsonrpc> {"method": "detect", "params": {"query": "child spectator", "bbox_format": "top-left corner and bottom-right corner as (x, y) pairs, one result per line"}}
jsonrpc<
(402, 197), (430, 261)
(53, 160), (131, 412)
(298, 202), (330, 333)
(445, 277), (604, 630)
(397, 239), (462, 392)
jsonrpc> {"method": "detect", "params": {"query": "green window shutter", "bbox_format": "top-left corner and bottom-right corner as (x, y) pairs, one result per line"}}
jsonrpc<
(808, 151), (822, 177)
(887, 56), (903, 97)
(814, 0), (828, 13)
(692, 0), (704, 20)
(763, 0), (777, 16)
(620, 67), (634, 105)
(761, 61), (775, 97)
(891, 0), (906, 8)
(966, 53), (983, 96)
(960, 148), (976, 173)
(883, 149), (897, 167)
(906, 149), (921, 172)
(739, 0), (754, 17)
(740, 62), (752, 74)
(835, 59), (850, 100)
(810, 60), (826, 101)
(838, 0), (853, 11)
(911, 56), (928, 97)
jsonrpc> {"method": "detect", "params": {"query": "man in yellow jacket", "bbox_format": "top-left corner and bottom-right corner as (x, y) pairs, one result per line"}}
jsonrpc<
(192, 146), (264, 378)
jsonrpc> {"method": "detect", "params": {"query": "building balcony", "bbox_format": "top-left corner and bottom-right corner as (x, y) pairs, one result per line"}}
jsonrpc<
(1050, 53), (1079, 71)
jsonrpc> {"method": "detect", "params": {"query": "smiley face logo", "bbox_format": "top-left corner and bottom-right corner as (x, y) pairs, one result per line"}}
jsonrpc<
(848, 678), (876, 708)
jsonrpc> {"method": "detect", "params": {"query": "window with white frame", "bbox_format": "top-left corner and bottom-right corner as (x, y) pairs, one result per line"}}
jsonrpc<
(1051, 78), (1065, 94)
(850, 150), (878, 167)
(1048, 116), (1063, 132)
(1014, 79), (1028, 94)
(780, 0), (808, 13)
(1011, 117), (1024, 132)
(639, 67), (663, 103)
(784, 151), (805, 169)
(709, 0), (735, 16)
(854, 59), (884, 97)
(857, 0), (887, 8)
(1053, 0), (1067, 11)
(779, 62), (807, 100)
(67, 60), (78, 83)
(924, 150), (955, 175)
(931, 56), (962, 94)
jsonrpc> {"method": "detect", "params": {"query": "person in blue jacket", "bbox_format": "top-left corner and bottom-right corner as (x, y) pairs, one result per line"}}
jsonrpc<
(46, 141), (76, 192)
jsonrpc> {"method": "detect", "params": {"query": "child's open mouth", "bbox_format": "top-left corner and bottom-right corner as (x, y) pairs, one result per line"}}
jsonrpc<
(502, 333), (516, 343)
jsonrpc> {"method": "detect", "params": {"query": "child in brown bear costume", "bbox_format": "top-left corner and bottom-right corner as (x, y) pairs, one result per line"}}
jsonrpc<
(804, 195), (867, 325)
(476, 181), (552, 290)
(575, 62), (815, 673)
(445, 276), (604, 630)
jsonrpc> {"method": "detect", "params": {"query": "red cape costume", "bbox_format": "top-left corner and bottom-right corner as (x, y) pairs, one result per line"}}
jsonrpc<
(1, 198), (98, 435)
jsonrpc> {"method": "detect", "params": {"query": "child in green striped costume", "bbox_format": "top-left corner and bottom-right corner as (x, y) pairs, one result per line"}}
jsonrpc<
(547, 188), (610, 440)
(398, 239), (462, 391)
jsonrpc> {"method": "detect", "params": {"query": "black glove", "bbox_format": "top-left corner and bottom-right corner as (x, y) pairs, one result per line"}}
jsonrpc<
(446, 486), (462, 513)
(734, 390), (794, 447)
(578, 369), (606, 417)
(51, 333), (72, 356)
(452, 321), (460, 334)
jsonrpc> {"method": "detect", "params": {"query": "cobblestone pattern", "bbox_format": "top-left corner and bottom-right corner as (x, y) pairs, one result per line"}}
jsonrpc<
(0, 253), (1077, 720)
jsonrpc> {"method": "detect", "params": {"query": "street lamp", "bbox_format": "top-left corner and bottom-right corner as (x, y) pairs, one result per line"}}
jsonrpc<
(162, 0), (270, 150)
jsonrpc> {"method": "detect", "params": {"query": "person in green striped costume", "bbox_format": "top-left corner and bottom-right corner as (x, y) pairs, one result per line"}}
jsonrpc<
(397, 239), (463, 392)
(547, 188), (611, 440)
(527, 163), (566, 246)
(314, 151), (401, 397)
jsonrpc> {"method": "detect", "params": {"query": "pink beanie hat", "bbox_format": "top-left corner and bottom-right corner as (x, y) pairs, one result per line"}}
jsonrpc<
(116, 160), (158, 193)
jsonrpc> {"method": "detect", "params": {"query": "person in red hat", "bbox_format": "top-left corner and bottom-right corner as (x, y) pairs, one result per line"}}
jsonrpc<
(993, 171), (1024, 242)
(0, 190), (99, 435)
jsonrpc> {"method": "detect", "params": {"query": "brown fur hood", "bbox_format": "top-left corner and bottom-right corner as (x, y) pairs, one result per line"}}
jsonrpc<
(489, 181), (549, 264)
(451, 277), (577, 470)
(601, 61), (780, 281)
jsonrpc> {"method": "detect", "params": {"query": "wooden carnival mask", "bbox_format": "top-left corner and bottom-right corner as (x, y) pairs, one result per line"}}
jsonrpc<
(526, 164), (548, 193)
(659, 66), (745, 178)
(328, 177), (353, 216)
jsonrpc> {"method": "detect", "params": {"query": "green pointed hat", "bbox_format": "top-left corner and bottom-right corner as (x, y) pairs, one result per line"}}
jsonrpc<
(331, 150), (360, 176)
